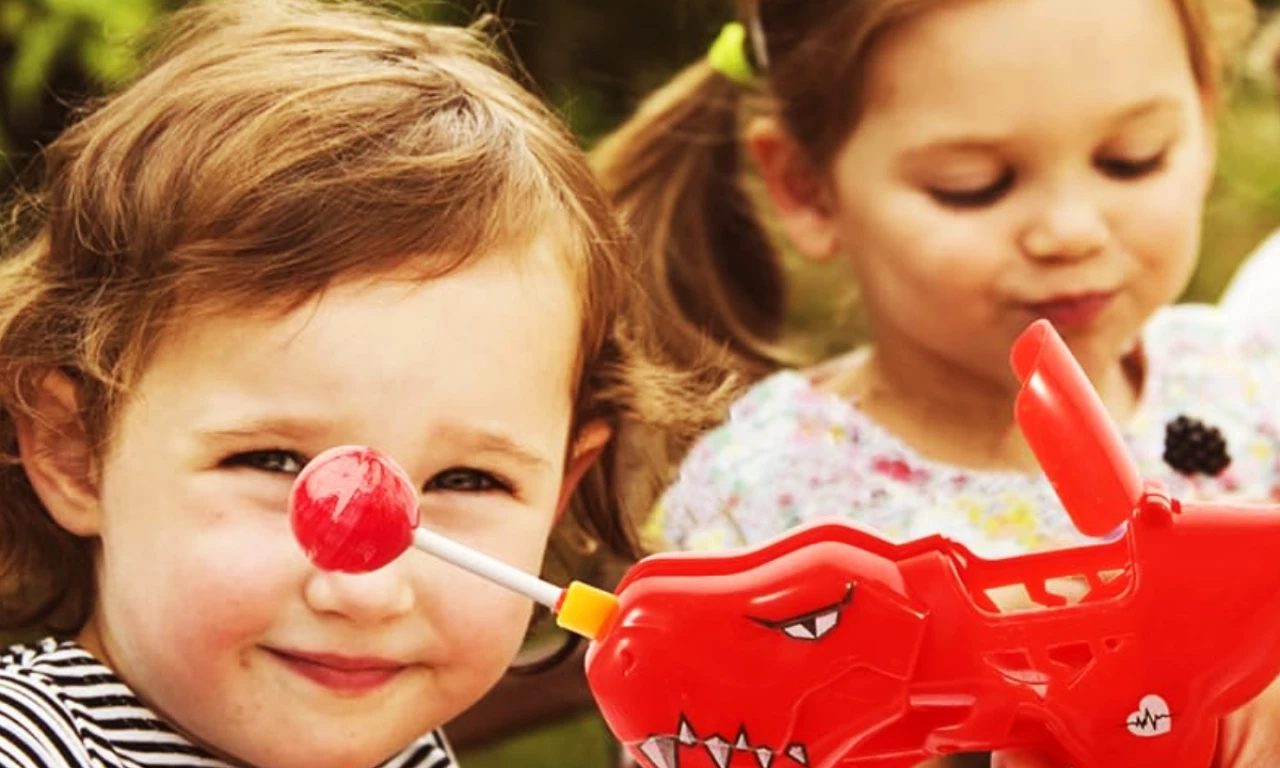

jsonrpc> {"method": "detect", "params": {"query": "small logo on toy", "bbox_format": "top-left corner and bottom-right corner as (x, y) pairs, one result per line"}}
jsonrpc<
(1126, 694), (1172, 737)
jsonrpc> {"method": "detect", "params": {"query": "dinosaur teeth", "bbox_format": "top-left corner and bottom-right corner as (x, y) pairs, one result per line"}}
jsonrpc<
(704, 735), (732, 768)
(641, 716), (810, 768)
(678, 717), (697, 746)
(639, 736), (679, 768)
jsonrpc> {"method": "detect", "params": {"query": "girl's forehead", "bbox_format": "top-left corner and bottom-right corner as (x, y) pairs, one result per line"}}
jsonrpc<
(140, 245), (581, 404)
(859, 0), (1199, 129)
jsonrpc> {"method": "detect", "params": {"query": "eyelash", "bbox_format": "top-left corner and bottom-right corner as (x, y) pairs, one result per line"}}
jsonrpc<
(1096, 150), (1166, 180)
(221, 449), (307, 474)
(929, 149), (1168, 210)
(426, 468), (512, 494)
(929, 170), (1015, 209)
(221, 450), (514, 494)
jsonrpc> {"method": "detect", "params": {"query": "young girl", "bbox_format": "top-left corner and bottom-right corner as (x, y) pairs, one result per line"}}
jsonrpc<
(0, 1), (727, 766)
(594, 0), (1272, 564)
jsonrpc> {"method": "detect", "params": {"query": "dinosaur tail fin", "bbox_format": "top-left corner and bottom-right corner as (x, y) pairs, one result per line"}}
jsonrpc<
(1010, 320), (1142, 537)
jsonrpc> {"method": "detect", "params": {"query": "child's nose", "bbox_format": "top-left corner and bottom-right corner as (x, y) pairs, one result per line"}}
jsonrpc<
(303, 565), (416, 624)
(1019, 189), (1108, 262)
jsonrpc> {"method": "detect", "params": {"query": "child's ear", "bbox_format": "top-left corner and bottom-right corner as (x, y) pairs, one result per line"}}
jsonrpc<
(746, 116), (840, 263)
(554, 419), (612, 521)
(13, 371), (102, 537)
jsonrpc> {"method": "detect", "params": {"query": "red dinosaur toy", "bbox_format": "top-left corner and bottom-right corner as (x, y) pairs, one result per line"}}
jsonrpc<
(290, 320), (1280, 768)
(585, 320), (1280, 767)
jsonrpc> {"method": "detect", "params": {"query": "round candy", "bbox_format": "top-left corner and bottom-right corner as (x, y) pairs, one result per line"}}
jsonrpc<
(289, 445), (419, 573)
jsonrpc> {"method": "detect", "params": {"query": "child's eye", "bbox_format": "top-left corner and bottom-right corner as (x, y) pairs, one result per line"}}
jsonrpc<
(220, 449), (307, 474)
(928, 171), (1014, 209)
(1097, 151), (1166, 180)
(426, 467), (511, 494)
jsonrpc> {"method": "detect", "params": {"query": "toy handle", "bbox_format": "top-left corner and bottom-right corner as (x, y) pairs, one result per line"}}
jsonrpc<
(1010, 320), (1142, 537)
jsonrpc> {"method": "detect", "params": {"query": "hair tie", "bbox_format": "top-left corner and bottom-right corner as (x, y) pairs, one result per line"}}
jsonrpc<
(708, 22), (758, 85)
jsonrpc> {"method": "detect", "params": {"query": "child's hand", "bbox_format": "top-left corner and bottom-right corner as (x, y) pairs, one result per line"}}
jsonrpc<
(991, 679), (1280, 768)
(1213, 678), (1280, 768)
(989, 751), (1066, 768)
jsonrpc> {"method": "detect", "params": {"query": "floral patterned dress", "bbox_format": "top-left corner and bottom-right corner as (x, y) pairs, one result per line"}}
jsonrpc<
(652, 305), (1280, 559)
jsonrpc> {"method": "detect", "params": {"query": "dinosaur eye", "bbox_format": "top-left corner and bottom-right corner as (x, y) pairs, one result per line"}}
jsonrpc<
(781, 606), (841, 640)
(750, 585), (854, 642)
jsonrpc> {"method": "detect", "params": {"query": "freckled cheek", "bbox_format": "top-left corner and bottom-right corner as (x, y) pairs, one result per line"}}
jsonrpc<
(848, 197), (1002, 286)
(1115, 180), (1203, 287)
(432, 501), (558, 574)
(120, 518), (302, 654)
(871, 231), (1001, 315)
(407, 517), (549, 652)
(427, 577), (531, 667)
(485, 521), (557, 575)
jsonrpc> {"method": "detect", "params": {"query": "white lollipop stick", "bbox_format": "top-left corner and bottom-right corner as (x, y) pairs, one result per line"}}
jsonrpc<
(412, 526), (562, 608)
(410, 525), (620, 640)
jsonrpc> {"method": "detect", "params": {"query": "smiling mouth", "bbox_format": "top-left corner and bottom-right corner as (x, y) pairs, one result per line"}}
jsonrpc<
(1020, 291), (1116, 328)
(268, 649), (406, 693)
(632, 715), (809, 768)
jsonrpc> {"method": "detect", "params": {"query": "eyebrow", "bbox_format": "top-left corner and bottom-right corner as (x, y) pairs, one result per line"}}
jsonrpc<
(1106, 96), (1183, 127)
(436, 424), (554, 472)
(903, 97), (1185, 159)
(195, 417), (331, 445)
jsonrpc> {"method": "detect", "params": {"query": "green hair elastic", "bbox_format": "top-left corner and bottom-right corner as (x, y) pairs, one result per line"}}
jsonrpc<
(708, 22), (757, 85)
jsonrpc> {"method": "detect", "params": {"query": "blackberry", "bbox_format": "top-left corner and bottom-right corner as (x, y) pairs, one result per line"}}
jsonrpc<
(1163, 415), (1230, 476)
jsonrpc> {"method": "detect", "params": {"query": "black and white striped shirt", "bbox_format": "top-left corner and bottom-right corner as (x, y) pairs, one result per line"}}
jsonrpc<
(0, 638), (457, 768)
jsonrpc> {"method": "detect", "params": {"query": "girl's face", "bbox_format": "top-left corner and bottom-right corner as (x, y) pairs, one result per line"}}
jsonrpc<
(771, 0), (1214, 384)
(66, 241), (598, 767)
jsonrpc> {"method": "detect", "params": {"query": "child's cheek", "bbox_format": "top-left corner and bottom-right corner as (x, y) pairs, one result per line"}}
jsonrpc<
(1121, 180), (1201, 297)
(433, 577), (532, 675)
(158, 517), (299, 651)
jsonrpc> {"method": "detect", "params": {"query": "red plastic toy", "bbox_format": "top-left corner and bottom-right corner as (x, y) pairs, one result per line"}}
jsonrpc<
(290, 320), (1280, 768)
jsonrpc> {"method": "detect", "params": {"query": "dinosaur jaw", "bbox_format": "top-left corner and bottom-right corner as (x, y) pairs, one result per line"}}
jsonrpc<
(631, 715), (810, 768)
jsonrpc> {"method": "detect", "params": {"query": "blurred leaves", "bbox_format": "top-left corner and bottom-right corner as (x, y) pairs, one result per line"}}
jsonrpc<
(0, 0), (165, 183)
(0, 0), (728, 184)
(425, 0), (729, 144)
(7, 0), (155, 98)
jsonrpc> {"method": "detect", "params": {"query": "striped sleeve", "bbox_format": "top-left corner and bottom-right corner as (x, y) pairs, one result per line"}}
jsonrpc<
(382, 729), (455, 768)
(0, 671), (92, 768)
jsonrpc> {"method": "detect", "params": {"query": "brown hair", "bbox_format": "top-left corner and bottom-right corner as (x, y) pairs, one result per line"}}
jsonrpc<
(0, 0), (735, 635)
(592, 0), (1256, 378)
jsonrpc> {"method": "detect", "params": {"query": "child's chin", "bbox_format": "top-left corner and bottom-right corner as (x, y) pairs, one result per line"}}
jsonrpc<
(254, 740), (409, 768)
(218, 713), (434, 768)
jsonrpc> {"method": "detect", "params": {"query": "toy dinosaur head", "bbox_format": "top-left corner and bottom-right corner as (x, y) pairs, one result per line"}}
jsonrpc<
(585, 320), (1140, 768)
(586, 524), (930, 768)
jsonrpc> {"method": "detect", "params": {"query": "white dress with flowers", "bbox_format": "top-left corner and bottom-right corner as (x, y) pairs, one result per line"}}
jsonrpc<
(652, 305), (1280, 559)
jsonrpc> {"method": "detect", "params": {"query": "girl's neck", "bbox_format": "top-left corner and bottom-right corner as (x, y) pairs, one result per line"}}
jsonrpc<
(817, 338), (1142, 474)
(76, 613), (251, 765)
(75, 614), (108, 662)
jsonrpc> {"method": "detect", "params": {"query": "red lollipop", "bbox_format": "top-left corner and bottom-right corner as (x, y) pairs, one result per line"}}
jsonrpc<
(288, 444), (619, 641)
(289, 445), (419, 572)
